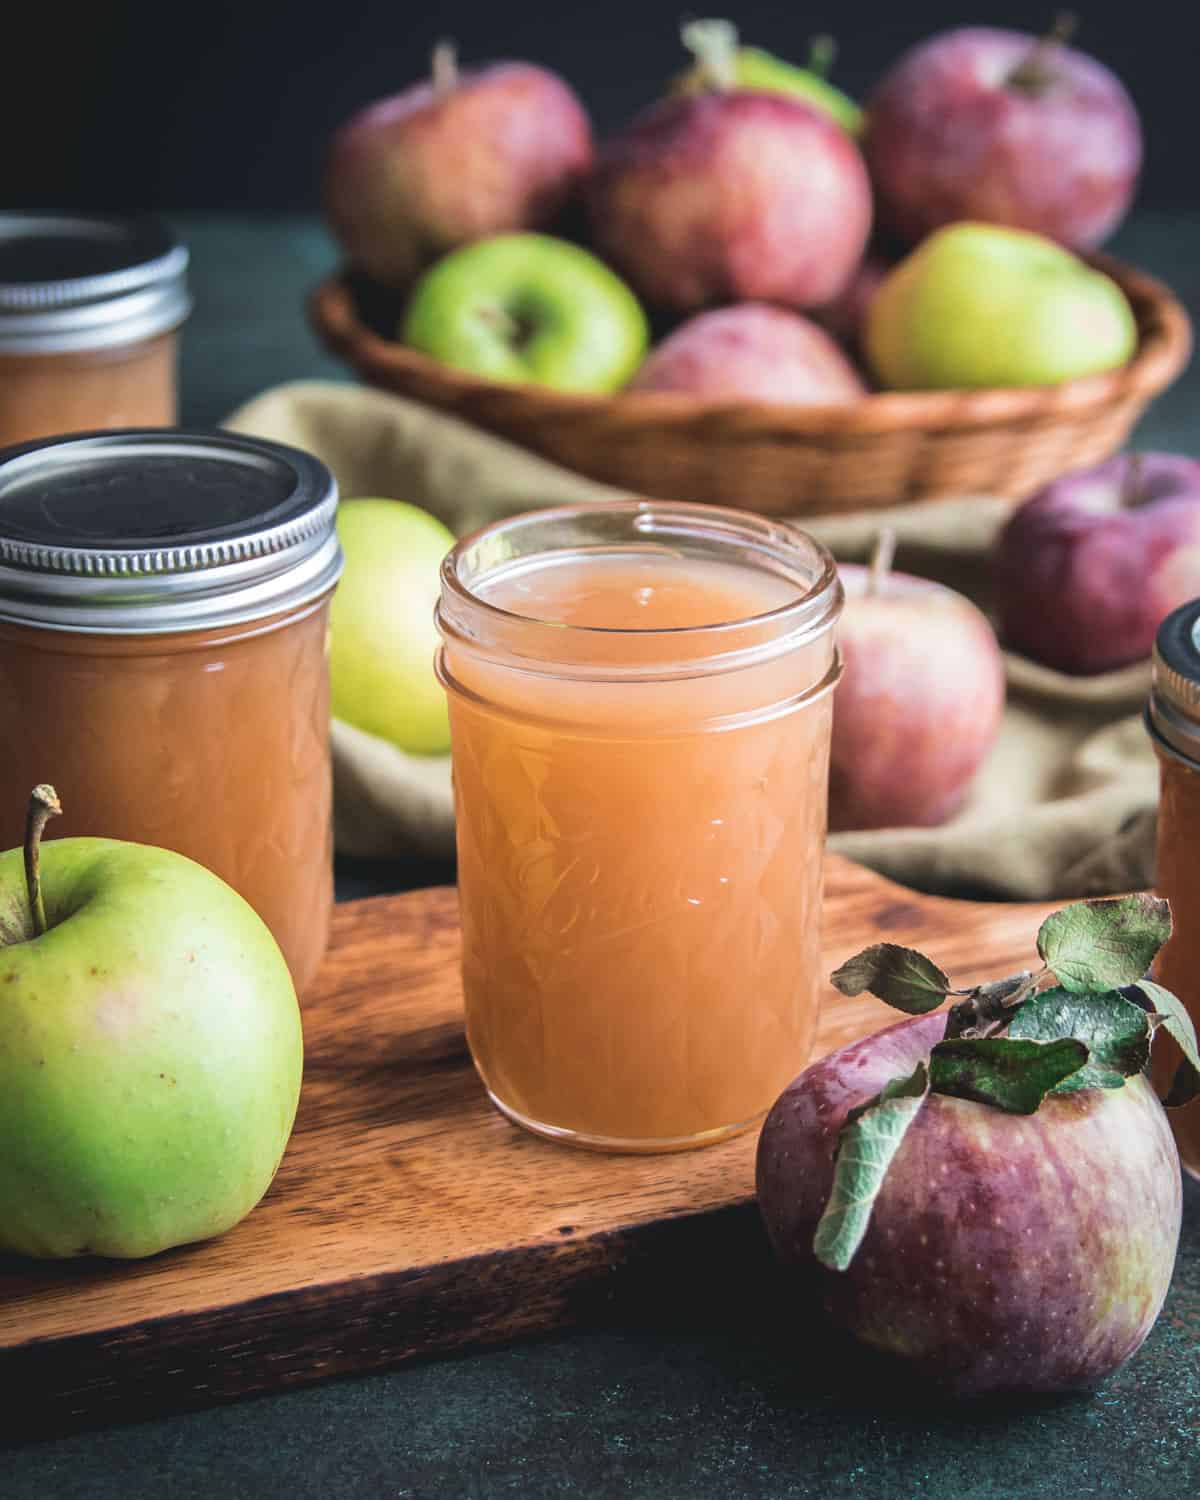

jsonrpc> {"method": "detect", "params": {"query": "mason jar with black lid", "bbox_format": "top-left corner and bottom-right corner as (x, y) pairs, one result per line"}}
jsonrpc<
(0, 429), (343, 995)
(0, 214), (191, 448)
(1146, 599), (1200, 1178)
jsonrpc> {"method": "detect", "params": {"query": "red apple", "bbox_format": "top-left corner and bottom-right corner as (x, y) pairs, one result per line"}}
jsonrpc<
(811, 251), (892, 353)
(756, 1009), (1182, 1397)
(323, 44), (594, 287)
(627, 304), (867, 404)
(995, 453), (1200, 674)
(830, 546), (1005, 831)
(864, 25), (1142, 251)
(587, 89), (872, 313)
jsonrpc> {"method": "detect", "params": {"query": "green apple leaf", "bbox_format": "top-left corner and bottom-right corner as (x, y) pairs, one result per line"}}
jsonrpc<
(813, 1063), (929, 1273)
(1007, 987), (1151, 1093)
(1127, 979), (1200, 1108)
(1036, 894), (1172, 995)
(830, 944), (950, 1014)
(929, 1037), (1089, 1114)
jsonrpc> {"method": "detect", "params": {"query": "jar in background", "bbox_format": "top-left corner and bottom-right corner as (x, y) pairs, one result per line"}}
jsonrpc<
(0, 215), (191, 448)
(0, 430), (343, 995)
(1146, 600), (1200, 1179)
(437, 501), (843, 1153)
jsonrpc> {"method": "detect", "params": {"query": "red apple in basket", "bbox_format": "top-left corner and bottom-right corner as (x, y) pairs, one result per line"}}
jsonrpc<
(323, 43), (594, 287)
(812, 251), (892, 353)
(628, 304), (867, 404)
(587, 27), (871, 312)
(864, 23), (1142, 250)
(995, 453), (1200, 674)
(830, 535), (1005, 831)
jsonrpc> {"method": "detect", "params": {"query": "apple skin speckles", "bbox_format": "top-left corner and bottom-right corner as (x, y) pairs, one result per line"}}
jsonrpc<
(757, 1010), (1182, 1397)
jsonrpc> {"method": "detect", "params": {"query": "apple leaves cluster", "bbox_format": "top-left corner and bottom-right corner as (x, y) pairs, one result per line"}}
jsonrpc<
(815, 894), (1200, 1272)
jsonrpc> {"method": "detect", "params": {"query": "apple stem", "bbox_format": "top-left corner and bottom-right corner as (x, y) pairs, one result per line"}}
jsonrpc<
(431, 38), (458, 98)
(1008, 12), (1078, 92)
(944, 968), (1046, 1039)
(476, 303), (520, 343)
(680, 18), (739, 92)
(867, 528), (897, 597)
(806, 35), (837, 79)
(24, 784), (62, 939)
(1121, 451), (1147, 509)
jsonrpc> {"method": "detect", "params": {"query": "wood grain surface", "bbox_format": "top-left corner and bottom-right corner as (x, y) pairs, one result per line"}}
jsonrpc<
(0, 856), (1062, 1433)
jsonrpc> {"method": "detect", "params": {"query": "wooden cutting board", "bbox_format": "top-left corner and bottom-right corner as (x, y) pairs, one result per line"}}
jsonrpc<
(0, 856), (1061, 1433)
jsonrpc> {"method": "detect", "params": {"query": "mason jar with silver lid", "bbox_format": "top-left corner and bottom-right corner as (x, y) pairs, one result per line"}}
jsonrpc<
(1145, 599), (1200, 1178)
(0, 429), (343, 995)
(0, 214), (192, 449)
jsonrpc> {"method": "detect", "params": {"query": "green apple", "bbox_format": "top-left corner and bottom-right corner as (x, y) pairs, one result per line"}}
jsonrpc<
(675, 21), (863, 134)
(866, 222), (1138, 391)
(728, 44), (863, 133)
(401, 233), (649, 393)
(330, 498), (455, 754)
(0, 787), (302, 1260)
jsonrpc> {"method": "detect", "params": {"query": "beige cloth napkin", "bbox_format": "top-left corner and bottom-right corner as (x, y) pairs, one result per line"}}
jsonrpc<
(226, 380), (1159, 900)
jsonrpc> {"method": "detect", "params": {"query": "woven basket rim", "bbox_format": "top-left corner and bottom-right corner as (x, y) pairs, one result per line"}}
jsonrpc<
(310, 251), (1192, 438)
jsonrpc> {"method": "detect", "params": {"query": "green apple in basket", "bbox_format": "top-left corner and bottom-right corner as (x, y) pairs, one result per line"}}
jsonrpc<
(0, 787), (302, 1259)
(401, 233), (649, 394)
(866, 222), (1138, 390)
(671, 18), (863, 135)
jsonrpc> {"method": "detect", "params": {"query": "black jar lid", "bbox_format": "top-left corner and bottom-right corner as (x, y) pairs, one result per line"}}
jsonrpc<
(1148, 600), (1200, 766)
(0, 429), (342, 635)
(0, 214), (191, 354)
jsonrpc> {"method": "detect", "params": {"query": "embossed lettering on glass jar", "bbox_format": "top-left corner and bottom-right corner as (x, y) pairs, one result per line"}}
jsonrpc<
(437, 501), (843, 1153)
(1146, 600), (1200, 1179)
(0, 430), (343, 995)
(0, 214), (191, 448)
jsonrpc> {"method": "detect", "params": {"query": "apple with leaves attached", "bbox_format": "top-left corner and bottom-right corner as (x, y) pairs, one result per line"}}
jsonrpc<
(757, 894), (1195, 1396)
(0, 786), (303, 1259)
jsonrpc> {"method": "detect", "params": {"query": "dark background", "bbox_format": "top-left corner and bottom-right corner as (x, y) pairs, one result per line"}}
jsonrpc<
(5, 0), (1198, 216)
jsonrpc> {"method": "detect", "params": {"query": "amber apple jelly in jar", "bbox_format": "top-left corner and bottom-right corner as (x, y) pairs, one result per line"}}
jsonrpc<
(1146, 600), (1200, 1179)
(0, 430), (343, 995)
(436, 502), (844, 1152)
(0, 214), (191, 448)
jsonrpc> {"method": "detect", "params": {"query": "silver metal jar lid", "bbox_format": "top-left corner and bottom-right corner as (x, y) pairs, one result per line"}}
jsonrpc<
(0, 214), (192, 354)
(1147, 600), (1200, 767)
(0, 429), (342, 635)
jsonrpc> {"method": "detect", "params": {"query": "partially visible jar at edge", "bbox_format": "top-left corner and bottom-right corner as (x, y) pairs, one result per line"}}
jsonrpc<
(0, 213), (190, 448)
(0, 429), (343, 996)
(1146, 600), (1200, 1180)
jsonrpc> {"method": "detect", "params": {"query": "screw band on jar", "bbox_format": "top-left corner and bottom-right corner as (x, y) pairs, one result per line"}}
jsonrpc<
(0, 429), (342, 634)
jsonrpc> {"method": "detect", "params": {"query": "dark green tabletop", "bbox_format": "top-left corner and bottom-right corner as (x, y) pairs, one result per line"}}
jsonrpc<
(4, 215), (1199, 1498)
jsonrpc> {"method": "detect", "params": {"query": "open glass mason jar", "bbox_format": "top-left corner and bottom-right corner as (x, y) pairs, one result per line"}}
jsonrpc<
(0, 429), (343, 996)
(1146, 600), (1200, 1179)
(0, 214), (191, 448)
(436, 500), (844, 1152)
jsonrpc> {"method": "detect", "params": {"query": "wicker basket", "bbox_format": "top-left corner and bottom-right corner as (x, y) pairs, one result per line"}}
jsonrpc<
(309, 255), (1192, 517)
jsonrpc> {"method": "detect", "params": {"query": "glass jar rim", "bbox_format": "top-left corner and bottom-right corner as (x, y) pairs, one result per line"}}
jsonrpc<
(437, 499), (843, 682)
